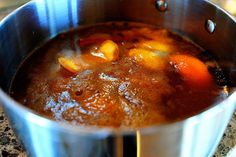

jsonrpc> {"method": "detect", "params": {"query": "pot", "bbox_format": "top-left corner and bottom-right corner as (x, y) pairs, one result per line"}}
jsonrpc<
(0, 0), (236, 157)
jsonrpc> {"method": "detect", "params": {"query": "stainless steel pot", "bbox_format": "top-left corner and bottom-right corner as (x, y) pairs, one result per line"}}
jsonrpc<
(0, 0), (236, 157)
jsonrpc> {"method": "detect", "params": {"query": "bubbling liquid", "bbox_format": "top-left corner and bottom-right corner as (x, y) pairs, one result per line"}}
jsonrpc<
(10, 22), (228, 128)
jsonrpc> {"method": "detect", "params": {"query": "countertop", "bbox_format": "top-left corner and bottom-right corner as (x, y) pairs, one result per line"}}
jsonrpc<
(0, 1), (236, 157)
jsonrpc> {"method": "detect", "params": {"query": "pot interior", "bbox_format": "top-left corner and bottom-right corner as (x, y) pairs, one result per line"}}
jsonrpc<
(0, 0), (236, 92)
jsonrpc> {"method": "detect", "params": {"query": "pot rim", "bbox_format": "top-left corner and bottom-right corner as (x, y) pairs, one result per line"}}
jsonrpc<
(0, 0), (236, 137)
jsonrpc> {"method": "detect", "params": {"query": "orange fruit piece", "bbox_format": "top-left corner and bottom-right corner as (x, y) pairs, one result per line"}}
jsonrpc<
(170, 54), (213, 88)
(58, 57), (81, 73)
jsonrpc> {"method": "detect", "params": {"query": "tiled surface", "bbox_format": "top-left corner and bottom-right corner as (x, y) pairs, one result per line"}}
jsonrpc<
(0, 107), (26, 157)
(0, 1), (236, 157)
(214, 112), (236, 157)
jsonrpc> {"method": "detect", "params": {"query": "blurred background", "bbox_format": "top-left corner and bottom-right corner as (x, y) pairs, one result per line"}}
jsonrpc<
(0, 0), (29, 10)
(211, 0), (236, 16)
(0, 0), (236, 17)
(0, 0), (236, 18)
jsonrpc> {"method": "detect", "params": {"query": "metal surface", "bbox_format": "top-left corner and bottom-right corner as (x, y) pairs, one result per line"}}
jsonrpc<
(0, 0), (236, 157)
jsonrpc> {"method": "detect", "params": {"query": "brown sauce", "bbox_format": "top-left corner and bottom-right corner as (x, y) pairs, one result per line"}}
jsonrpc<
(10, 22), (228, 128)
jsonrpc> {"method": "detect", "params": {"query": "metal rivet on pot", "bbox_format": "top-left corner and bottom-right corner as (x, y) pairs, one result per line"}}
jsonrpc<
(205, 19), (216, 34)
(155, 0), (168, 12)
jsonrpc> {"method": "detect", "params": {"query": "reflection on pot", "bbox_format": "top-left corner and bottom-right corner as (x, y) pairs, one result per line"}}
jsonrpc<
(211, 0), (236, 16)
